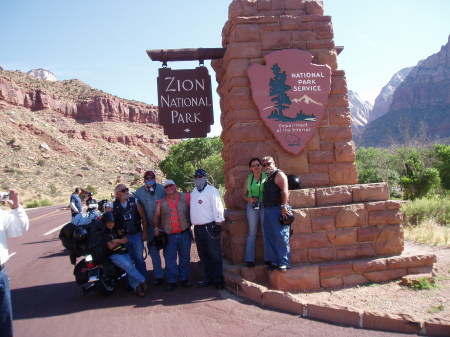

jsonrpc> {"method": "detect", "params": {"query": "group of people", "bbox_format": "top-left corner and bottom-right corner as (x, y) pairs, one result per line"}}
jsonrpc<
(0, 156), (293, 336)
(72, 168), (226, 297)
(71, 155), (293, 298)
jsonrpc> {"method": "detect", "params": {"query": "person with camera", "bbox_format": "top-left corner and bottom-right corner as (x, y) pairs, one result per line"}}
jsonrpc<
(153, 180), (192, 292)
(242, 158), (267, 268)
(261, 156), (291, 272)
(102, 212), (147, 297)
(0, 190), (29, 337)
(134, 170), (166, 286)
(112, 184), (148, 283)
(190, 169), (225, 290)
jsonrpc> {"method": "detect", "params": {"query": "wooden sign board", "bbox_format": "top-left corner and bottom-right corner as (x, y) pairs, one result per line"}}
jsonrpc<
(157, 67), (214, 139)
(248, 49), (332, 155)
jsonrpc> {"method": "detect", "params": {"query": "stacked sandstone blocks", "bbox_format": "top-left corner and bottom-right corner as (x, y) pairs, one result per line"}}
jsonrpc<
(223, 182), (436, 291)
(222, 182), (405, 265)
(213, 0), (436, 291)
(211, 0), (354, 210)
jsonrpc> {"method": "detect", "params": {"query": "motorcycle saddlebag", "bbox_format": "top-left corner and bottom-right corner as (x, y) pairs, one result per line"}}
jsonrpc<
(73, 260), (89, 285)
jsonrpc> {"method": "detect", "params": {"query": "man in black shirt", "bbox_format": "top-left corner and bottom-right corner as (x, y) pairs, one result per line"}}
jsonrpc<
(261, 156), (291, 271)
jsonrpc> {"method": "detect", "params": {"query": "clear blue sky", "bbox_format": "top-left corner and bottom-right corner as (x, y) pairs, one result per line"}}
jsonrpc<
(1, 0), (449, 136)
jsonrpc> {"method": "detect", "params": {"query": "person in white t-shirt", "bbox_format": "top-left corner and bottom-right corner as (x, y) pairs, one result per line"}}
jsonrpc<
(190, 169), (225, 290)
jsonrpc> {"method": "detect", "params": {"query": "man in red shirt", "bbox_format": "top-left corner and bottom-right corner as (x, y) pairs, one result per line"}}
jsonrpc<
(153, 180), (192, 291)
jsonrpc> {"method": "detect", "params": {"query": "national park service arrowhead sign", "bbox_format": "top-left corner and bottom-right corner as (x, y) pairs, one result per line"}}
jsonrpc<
(248, 49), (331, 155)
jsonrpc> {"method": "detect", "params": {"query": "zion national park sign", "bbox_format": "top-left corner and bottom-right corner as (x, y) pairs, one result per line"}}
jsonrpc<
(248, 49), (331, 155)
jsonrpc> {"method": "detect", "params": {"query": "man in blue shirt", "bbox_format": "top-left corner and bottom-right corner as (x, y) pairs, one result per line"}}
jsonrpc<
(134, 170), (166, 286)
(70, 188), (83, 218)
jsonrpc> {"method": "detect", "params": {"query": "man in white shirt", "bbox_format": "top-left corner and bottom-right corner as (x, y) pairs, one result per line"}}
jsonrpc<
(190, 169), (225, 290)
(0, 190), (29, 337)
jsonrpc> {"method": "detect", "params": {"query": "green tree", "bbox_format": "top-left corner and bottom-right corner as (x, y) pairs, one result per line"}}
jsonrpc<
(398, 149), (441, 200)
(269, 63), (291, 119)
(159, 137), (224, 191)
(356, 147), (400, 197)
(433, 144), (450, 191)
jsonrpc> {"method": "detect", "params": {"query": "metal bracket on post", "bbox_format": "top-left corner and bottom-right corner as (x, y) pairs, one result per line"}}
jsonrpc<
(199, 59), (204, 67)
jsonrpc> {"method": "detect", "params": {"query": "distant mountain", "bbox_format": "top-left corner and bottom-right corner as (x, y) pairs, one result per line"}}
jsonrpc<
(27, 68), (57, 81)
(357, 35), (450, 147)
(369, 67), (413, 123)
(292, 94), (323, 106)
(348, 90), (372, 132)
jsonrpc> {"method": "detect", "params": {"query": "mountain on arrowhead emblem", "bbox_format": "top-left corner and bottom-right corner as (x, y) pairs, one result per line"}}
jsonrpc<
(247, 49), (332, 155)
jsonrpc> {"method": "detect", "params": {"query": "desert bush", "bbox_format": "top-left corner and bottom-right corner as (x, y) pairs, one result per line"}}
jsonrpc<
(25, 199), (52, 208)
(405, 277), (439, 291)
(37, 159), (46, 166)
(86, 184), (97, 195)
(49, 184), (57, 194)
(402, 197), (450, 227)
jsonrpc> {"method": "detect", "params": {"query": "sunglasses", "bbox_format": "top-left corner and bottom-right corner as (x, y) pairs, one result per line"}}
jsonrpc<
(251, 164), (261, 168)
(144, 176), (155, 180)
(164, 184), (174, 189)
(262, 162), (273, 167)
(119, 188), (129, 193)
(194, 175), (205, 179)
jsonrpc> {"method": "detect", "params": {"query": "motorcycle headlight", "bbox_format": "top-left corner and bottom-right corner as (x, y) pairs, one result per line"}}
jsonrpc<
(85, 254), (93, 262)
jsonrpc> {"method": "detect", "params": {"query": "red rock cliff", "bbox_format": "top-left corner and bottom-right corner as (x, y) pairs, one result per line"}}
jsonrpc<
(0, 70), (158, 124)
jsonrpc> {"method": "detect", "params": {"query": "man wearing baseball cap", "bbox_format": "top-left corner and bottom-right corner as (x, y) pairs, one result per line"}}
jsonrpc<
(134, 170), (166, 286)
(190, 169), (225, 290)
(153, 180), (192, 291)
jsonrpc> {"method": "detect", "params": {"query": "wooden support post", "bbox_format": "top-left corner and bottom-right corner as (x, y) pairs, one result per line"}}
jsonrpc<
(146, 48), (226, 63)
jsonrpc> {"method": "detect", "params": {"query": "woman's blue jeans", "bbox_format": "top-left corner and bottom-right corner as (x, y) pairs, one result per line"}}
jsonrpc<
(244, 202), (266, 262)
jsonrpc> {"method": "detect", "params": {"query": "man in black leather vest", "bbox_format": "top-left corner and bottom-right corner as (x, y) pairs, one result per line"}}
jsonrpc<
(261, 156), (291, 272)
(113, 184), (148, 284)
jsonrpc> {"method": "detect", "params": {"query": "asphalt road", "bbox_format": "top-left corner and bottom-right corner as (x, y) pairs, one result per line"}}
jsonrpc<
(5, 205), (415, 337)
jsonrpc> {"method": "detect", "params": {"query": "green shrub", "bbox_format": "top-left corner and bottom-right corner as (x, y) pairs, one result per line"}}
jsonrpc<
(25, 199), (52, 208)
(402, 197), (450, 226)
(86, 185), (97, 195)
(37, 159), (46, 166)
(407, 277), (439, 290)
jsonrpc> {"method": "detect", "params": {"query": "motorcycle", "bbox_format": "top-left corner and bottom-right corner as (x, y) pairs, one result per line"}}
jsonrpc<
(59, 221), (125, 295)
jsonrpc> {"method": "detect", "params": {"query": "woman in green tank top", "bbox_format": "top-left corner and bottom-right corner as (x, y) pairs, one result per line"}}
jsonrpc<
(242, 157), (267, 268)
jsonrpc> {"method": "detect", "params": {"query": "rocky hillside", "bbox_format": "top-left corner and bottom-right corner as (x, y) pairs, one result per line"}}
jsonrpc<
(0, 69), (178, 206)
(357, 35), (450, 147)
(0, 69), (158, 123)
(348, 90), (372, 132)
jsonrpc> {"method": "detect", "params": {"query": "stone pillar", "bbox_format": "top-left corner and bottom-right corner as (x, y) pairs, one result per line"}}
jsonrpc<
(212, 0), (406, 270)
(212, 0), (356, 211)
